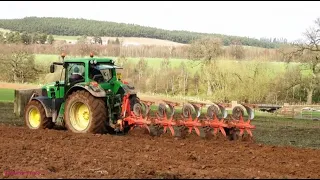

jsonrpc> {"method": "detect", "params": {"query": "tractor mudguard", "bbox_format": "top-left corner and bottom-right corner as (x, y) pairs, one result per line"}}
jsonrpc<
(66, 84), (107, 98)
(31, 96), (53, 118)
(31, 96), (64, 118)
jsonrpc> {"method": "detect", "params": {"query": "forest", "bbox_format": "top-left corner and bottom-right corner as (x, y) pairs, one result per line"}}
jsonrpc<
(0, 17), (287, 48)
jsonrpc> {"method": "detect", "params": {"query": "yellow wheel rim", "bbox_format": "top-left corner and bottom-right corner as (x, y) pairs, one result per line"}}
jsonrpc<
(69, 102), (90, 131)
(28, 107), (41, 128)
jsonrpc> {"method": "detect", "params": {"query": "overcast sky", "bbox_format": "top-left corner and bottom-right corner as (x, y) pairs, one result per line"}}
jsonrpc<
(0, 1), (319, 42)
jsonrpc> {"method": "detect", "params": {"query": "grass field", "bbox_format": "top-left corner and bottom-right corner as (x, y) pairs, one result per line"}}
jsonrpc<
(253, 116), (320, 148)
(0, 88), (14, 102)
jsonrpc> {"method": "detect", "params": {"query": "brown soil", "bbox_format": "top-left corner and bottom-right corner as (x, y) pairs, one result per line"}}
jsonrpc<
(0, 124), (319, 179)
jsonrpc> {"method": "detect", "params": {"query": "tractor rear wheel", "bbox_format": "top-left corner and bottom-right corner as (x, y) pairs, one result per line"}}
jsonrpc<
(64, 90), (107, 134)
(24, 100), (54, 129)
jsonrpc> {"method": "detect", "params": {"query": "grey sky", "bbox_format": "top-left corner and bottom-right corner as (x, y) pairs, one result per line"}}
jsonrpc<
(0, 1), (319, 42)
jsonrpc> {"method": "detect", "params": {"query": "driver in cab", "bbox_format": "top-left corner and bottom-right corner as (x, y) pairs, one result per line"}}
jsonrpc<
(89, 64), (102, 80)
(69, 66), (84, 83)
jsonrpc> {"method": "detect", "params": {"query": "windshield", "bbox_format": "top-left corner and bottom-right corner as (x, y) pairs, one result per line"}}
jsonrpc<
(89, 63), (122, 82)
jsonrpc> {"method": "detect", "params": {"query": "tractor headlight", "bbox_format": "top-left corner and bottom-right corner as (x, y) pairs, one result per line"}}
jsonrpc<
(90, 60), (94, 64)
(94, 60), (97, 64)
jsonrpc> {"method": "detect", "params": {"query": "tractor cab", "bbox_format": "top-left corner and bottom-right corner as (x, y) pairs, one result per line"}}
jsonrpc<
(49, 53), (126, 98)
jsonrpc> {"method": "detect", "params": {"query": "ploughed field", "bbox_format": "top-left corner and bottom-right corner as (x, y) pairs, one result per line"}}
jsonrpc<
(0, 124), (319, 179)
(0, 83), (320, 178)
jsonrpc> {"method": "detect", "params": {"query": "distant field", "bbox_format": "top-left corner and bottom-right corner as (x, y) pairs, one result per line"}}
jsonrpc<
(0, 28), (10, 33)
(34, 54), (302, 77)
(53, 35), (81, 41)
(56, 36), (186, 46)
(100, 37), (186, 46)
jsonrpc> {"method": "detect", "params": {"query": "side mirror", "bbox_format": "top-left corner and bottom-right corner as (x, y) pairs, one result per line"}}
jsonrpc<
(50, 64), (55, 73)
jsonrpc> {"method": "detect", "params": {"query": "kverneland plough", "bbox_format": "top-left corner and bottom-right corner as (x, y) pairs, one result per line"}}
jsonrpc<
(121, 94), (256, 140)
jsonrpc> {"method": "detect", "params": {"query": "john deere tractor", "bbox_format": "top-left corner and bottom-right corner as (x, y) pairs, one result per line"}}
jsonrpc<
(24, 53), (139, 134)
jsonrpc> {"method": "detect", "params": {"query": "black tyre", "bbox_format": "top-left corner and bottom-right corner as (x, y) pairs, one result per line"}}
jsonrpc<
(64, 90), (107, 134)
(24, 100), (54, 129)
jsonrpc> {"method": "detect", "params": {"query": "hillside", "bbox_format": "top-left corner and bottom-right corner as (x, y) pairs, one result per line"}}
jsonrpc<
(0, 17), (283, 48)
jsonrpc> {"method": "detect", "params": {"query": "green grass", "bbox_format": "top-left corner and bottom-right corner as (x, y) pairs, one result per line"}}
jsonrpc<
(0, 89), (14, 102)
(301, 111), (320, 116)
(252, 115), (320, 149)
(35, 54), (61, 64)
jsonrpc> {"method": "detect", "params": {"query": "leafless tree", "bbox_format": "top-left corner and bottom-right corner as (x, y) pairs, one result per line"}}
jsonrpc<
(283, 17), (320, 104)
(188, 37), (224, 96)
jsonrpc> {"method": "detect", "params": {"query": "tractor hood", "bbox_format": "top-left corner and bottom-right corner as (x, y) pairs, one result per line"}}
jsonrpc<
(98, 80), (136, 95)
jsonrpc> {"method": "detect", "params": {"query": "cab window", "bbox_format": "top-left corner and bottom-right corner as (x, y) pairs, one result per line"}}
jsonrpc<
(66, 63), (85, 84)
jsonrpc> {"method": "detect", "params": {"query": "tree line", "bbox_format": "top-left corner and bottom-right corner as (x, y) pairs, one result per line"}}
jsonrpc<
(0, 16), (285, 48)
(0, 31), (55, 45)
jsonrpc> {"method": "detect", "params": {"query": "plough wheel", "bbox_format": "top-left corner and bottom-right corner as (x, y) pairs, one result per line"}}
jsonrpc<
(232, 106), (245, 119)
(182, 103), (201, 118)
(157, 103), (175, 118)
(133, 102), (147, 117)
(206, 104), (220, 119)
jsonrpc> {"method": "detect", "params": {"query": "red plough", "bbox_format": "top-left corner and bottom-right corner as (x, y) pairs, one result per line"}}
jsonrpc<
(122, 94), (256, 140)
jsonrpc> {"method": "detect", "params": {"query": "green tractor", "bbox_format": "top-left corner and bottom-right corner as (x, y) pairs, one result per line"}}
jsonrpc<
(24, 53), (139, 134)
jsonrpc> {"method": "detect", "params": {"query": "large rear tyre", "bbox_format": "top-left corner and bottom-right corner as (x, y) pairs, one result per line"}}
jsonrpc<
(64, 90), (107, 134)
(24, 100), (54, 129)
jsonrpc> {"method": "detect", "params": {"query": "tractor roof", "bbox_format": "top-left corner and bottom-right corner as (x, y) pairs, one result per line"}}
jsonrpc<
(64, 57), (115, 64)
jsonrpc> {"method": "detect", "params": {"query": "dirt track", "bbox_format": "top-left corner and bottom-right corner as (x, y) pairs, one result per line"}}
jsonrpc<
(0, 82), (40, 90)
(0, 124), (319, 179)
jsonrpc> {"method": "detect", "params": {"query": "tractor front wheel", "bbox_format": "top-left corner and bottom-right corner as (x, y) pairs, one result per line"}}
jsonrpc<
(64, 90), (107, 134)
(24, 100), (54, 129)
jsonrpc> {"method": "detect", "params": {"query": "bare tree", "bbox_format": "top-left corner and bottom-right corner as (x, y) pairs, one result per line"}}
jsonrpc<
(188, 37), (223, 63)
(188, 37), (224, 96)
(178, 61), (189, 96)
(283, 17), (320, 104)
(230, 40), (245, 60)
(160, 57), (171, 95)
(0, 48), (39, 83)
(134, 58), (148, 91)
